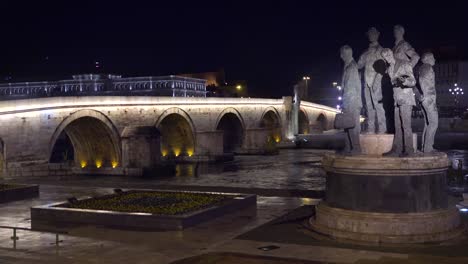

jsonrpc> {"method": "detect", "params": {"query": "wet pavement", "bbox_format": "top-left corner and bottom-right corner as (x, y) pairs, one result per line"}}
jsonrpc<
(0, 185), (320, 263)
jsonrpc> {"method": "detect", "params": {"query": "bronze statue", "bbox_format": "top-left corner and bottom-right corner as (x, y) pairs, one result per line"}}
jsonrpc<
(381, 48), (416, 157)
(339, 45), (362, 155)
(418, 52), (438, 153)
(358, 27), (387, 134)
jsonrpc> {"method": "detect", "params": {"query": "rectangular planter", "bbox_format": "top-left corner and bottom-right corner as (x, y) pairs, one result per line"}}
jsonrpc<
(0, 184), (39, 203)
(31, 190), (256, 231)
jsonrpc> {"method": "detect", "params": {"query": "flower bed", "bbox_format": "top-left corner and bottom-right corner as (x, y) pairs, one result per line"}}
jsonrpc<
(62, 191), (232, 215)
(0, 184), (17, 191)
(0, 184), (39, 203)
(32, 190), (256, 230)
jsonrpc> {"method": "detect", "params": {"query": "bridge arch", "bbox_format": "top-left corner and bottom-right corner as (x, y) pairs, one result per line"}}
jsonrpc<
(155, 107), (196, 157)
(298, 108), (310, 134)
(49, 109), (121, 169)
(216, 108), (245, 153)
(316, 113), (328, 131)
(260, 107), (282, 143)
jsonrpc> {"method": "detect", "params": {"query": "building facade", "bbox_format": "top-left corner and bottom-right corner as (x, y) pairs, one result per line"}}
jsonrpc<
(0, 74), (207, 100)
(434, 61), (468, 116)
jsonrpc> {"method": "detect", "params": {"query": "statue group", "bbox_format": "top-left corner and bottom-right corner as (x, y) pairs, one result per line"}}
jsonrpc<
(339, 25), (438, 157)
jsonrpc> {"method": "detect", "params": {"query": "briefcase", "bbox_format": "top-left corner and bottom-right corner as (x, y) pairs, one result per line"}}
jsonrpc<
(334, 112), (355, 129)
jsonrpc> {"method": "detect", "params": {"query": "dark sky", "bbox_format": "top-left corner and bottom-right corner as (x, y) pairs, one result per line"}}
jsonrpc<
(1, 1), (468, 100)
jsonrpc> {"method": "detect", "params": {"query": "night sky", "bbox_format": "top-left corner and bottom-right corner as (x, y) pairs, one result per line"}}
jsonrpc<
(2, 1), (468, 100)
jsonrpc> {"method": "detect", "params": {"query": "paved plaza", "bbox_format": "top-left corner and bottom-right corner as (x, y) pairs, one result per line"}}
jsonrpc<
(0, 149), (467, 263)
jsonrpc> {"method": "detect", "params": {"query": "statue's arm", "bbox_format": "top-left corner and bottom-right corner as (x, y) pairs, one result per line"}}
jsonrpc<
(406, 46), (420, 68)
(357, 53), (366, 70)
(402, 64), (417, 87)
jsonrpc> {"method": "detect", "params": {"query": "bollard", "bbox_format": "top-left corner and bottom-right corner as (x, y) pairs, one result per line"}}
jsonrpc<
(458, 159), (464, 185)
(10, 228), (19, 250)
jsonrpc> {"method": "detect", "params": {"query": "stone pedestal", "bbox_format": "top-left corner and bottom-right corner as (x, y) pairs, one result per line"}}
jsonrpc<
(359, 133), (417, 155)
(309, 152), (463, 244)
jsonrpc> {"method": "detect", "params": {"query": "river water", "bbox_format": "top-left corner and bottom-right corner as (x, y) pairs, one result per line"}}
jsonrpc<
(10, 148), (468, 193)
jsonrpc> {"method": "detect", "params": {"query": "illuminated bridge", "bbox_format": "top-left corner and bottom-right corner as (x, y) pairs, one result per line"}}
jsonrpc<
(0, 76), (338, 178)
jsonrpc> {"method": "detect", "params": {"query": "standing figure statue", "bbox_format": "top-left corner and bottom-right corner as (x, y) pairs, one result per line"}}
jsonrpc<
(418, 52), (438, 153)
(393, 25), (420, 68)
(340, 45), (362, 155)
(358, 27), (387, 134)
(381, 48), (417, 157)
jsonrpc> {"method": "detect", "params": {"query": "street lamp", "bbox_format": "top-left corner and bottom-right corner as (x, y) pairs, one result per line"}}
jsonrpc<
(303, 76), (310, 90)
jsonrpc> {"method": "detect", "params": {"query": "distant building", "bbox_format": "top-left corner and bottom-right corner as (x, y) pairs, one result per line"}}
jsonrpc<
(433, 60), (468, 116)
(0, 74), (207, 100)
(178, 70), (248, 97)
(178, 70), (226, 87)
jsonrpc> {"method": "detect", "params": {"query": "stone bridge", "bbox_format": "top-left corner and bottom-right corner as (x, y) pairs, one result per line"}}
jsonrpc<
(0, 96), (338, 178)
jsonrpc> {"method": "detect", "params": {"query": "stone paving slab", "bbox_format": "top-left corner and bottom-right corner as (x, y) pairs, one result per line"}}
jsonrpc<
(0, 185), (315, 263)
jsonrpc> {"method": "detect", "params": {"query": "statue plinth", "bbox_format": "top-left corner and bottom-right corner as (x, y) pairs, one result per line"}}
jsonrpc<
(309, 152), (463, 244)
(359, 133), (417, 155)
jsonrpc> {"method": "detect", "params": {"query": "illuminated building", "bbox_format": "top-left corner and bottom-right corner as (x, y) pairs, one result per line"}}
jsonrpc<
(0, 74), (207, 99)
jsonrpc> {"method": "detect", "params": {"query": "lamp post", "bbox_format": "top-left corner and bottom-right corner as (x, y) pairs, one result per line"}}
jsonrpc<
(452, 83), (464, 116)
(303, 76), (310, 99)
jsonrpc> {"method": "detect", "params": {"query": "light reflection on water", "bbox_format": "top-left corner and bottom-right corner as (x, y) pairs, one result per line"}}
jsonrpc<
(446, 150), (468, 171)
(7, 149), (468, 192)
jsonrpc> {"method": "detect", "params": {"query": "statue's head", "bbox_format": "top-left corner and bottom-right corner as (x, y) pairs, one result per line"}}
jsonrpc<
(381, 48), (395, 64)
(367, 27), (380, 42)
(393, 25), (405, 40)
(422, 52), (435, 66)
(340, 45), (353, 62)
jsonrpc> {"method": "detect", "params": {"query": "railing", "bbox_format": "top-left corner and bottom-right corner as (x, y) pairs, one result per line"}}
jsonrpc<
(0, 225), (66, 250)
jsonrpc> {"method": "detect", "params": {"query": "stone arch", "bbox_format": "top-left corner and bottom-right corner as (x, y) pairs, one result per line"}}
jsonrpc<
(49, 109), (121, 169)
(316, 113), (328, 131)
(298, 108), (310, 135)
(260, 107), (282, 143)
(216, 108), (245, 153)
(155, 108), (196, 157)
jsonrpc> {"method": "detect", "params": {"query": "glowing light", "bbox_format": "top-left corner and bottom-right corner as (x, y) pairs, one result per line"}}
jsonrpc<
(80, 161), (87, 168)
(236, 85), (242, 90)
(161, 150), (168, 157)
(455, 83), (458, 87)
(460, 208), (468, 212)
(95, 160), (102, 168)
(336, 86), (342, 91)
(174, 148), (181, 157)
(111, 161), (118, 168)
(303, 76), (310, 80)
(187, 149), (194, 157)
(332, 82), (338, 87)
(449, 89), (452, 92)
(338, 96), (342, 101)
(274, 136), (281, 143)
(336, 105), (341, 109)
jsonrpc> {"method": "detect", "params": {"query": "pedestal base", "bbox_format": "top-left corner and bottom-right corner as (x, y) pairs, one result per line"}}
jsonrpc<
(310, 203), (463, 244)
(359, 133), (417, 155)
(312, 152), (463, 244)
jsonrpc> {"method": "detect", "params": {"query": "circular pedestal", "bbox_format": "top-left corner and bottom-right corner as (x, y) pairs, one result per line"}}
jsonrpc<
(310, 152), (463, 244)
(359, 133), (417, 155)
(310, 203), (462, 244)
